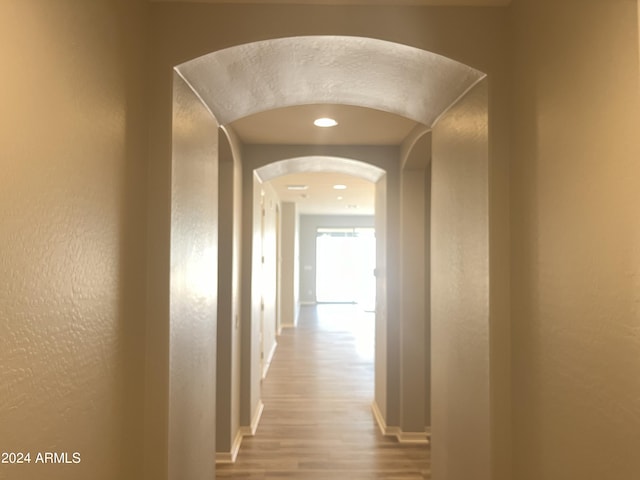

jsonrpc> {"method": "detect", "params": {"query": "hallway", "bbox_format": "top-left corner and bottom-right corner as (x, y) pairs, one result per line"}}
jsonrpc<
(217, 304), (430, 479)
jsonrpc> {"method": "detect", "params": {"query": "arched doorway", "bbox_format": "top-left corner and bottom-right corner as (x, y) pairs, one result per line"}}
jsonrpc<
(254, 156), (384, 410)
(166, 35), (490, 480)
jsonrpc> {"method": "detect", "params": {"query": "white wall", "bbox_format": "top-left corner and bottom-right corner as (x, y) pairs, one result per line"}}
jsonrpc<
(510, 1), (640, 478)
(0, 1), (148, 478)
(431, 80), (490, 480)
(374, 175), (389, 424)
(169, 73), (218, 480)
(259, 182), (280, 377)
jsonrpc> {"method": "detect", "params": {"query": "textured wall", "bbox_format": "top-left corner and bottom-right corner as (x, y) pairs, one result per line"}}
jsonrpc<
(510, 1), (640, 478)
(169, 74), (218, 480)
(431, 81), (490, 480)
(216, 129), (234, 456)
(0, 1), (148, 479)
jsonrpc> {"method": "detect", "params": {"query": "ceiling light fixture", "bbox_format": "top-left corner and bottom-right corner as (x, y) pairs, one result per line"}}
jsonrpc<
(314, 117), (338, 128)
(333, 184), (347, 190)
(287, 185), (309, 191)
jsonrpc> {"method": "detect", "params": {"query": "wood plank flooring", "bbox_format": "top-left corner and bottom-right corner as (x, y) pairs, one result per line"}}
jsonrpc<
(217, 304), (430, 479)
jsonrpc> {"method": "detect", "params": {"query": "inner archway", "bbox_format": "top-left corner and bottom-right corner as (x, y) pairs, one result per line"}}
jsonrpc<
(252, 154), (389, 436)
(255, 157), (385, 311)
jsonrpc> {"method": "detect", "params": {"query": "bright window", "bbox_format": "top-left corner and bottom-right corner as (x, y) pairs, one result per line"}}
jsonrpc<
(315, 227), (375, 310)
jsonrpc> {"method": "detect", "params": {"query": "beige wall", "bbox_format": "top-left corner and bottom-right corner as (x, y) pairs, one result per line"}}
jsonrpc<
(0, 1), (148, 479)
(431, 80), (490, 480)
(510, 1), (640, 479)
(399, 130), (431, 438)
(216, 127), (243, 458)
(169, 73), (218, 480)
(279, 202), (298, 327)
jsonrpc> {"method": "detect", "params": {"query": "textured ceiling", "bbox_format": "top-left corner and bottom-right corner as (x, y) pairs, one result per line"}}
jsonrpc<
(176, 36), (484, 126)
(255, 156), (386, 183)
(178, 36), (485, 216)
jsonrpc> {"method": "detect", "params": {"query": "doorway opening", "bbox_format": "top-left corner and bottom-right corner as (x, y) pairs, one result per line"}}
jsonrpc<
(315, 227), (376, 310)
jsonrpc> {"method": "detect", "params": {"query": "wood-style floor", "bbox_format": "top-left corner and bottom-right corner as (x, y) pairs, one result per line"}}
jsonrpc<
(217, 304), (430, 479)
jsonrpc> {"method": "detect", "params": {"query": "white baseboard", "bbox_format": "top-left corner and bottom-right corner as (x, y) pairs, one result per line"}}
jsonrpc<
(215, 429), (243, 464)
(216, 402), (265, 465)
(371, 401), (394, 436)
(262, 341), (278, 379)
(239, 400), (264, 437)
(397, 431), (430, 444)
(371, 401), (430, 445)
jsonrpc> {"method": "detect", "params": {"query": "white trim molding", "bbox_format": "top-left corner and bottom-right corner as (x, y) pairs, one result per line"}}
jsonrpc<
(216, 402), (265, 465)
(215, 430), (243, 464)
(262, 341), (278, 379)
(371, 401), (395, 437)
(242, 400), (264, 437)
(371, 401), (430, 445)
(397, 431), (430, 445)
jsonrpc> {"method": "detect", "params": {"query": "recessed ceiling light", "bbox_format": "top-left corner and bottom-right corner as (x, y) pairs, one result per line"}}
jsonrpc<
(337, 196), (344, 200)
(287, 185), (308, 191)
(333, 184), (347, 190)
(314, 117), (338, 128)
